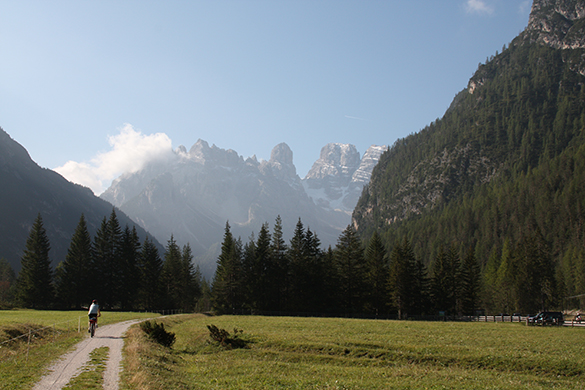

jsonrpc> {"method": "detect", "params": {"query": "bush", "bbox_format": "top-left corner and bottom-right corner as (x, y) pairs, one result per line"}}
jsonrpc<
(140, 320), (176, 348)
(207, 324), (247, 349)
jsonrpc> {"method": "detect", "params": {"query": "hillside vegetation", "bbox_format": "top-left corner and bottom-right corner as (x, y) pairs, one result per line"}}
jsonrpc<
(353, 1), (585, 314)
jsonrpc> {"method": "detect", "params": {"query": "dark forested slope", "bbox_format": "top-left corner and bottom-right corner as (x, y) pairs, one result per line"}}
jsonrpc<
(0, 128), (162, 273)
(353, 0), (585, 308)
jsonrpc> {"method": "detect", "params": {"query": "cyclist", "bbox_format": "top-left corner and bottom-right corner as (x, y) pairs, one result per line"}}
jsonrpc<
(88, 299), (101, 332)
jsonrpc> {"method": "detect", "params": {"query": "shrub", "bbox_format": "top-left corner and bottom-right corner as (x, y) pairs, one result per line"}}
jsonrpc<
(140, 320), (176, 348)
(207, 324), (247, 349)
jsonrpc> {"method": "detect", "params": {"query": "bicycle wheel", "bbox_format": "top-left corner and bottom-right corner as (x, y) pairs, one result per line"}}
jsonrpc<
(90, 322), (95, 337)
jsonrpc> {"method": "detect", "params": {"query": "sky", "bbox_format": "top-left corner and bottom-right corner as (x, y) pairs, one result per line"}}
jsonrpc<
(1, 0), (532, 195)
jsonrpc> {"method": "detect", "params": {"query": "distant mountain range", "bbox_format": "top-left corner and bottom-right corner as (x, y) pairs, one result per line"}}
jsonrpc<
(0, 128), (162, 274)
(101, 140), (385, 278)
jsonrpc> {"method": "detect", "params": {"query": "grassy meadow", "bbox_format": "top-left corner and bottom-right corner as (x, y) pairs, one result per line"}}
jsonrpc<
(0, 309), (158, 390)
(122, 314), (585, 390)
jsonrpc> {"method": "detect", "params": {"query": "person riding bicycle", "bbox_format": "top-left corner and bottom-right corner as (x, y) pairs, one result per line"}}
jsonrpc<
(88, 299), (101, 332)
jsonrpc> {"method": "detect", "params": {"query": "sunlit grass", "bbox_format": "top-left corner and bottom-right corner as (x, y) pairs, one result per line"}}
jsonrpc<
(0, 309), (159, 390)
(122, 314), (585, 389)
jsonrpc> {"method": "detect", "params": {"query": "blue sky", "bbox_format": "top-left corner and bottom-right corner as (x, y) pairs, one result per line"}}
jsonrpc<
(1, 0), (531, 194)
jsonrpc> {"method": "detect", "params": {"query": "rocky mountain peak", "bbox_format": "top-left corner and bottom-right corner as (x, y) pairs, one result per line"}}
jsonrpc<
(525, 0), (585, 50)
(188, 139), (241, 167)
(305, 143), (361, 181)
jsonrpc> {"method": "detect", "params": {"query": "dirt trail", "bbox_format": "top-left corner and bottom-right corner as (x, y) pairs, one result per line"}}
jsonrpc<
(32, 319), (144, 390)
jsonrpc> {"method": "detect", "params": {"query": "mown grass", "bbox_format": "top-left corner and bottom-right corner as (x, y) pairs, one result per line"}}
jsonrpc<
(122, 314), (585, 389)
(0, 309), (159, 390)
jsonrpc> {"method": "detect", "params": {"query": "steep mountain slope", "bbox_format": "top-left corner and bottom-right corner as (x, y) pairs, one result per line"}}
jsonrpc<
(101, 140), (384, 278)
(353, 0), (585, 274)
(0, 128), (162, 273)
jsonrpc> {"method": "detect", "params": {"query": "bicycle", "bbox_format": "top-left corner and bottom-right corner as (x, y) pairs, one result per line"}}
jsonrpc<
(89, 316), (98, 337)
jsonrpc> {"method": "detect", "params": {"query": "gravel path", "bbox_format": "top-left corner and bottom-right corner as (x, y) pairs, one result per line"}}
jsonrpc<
(32, 319), (144, 390)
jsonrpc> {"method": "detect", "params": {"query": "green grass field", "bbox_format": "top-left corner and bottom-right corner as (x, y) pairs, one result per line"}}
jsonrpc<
(0, 309), (158, 390)
(122, 314), (585, 390)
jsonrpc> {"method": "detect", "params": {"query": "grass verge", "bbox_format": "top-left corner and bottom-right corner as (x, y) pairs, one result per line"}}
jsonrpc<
(121, 314), (585, 390)
(0, 309), (159, 390)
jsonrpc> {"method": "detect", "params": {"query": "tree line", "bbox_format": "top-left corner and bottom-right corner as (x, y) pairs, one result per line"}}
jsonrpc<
(1, 210), (204, 311)
(211, 216), (483, 318)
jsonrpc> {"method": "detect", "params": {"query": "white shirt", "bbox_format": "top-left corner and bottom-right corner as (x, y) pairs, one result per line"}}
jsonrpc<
(88, 303), (99, 315)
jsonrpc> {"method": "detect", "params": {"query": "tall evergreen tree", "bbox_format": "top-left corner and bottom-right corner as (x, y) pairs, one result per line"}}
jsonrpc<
(459, 247), (481, 315)
(287, 219), (310, 312)
(119, 225), (141, 310)
(388, 238), (415, 319)
(212, 222), (244, 314)
(364, 231), (388, 317)
(91, 210), (123, 308)
(55, 214), (92, 308)
(334, 225), (365, 314)
(139, 237), (163, 310)
(269, 216), (288, 311)
(512, 230), (556, 313)
(430, 245), (460, 315)
(161, 235), (183, 309)
(15, 214), (54, 308)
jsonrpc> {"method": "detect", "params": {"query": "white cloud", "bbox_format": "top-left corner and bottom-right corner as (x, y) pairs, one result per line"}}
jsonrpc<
(465, 0), (494, 15)
(55, 124), (175, 195)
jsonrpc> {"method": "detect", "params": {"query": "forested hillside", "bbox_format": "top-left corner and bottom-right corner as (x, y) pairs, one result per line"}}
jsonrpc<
(353, 0), (585, 313)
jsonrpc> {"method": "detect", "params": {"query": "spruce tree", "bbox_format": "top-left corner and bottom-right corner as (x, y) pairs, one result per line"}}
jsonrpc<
(388, 238), (415, 319)
(161, 235), (183, 309)
(334, 225), (365, 314)
(91, 210), (123, 308)
(16, 214), (54, 308)
(269, 216), (288, 311)
(459, 247), (481, 315)
(212, 222), (243, 314)
(119, 225), (141, 310)
(140, 237), (163, 310)
(364, 231), (388, 317)
(430, 245), (460, 315)
(55, 214), (92, 308)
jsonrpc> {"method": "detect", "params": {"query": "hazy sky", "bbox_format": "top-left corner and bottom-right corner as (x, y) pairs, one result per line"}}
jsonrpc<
(1, 0), (531, 194)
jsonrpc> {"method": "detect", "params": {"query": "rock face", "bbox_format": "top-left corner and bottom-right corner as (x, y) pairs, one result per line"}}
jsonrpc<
(101, 141), (384, 278)
(0, 128), (161, 273)
(303, 144), (386, 213)
(525, 0), (585, 50)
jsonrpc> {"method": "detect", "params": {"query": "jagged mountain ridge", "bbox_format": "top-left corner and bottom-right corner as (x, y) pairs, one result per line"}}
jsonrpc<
(101, 140), (385, 278)
(0, 128), (163, 273)
(353, 0), (585, 265)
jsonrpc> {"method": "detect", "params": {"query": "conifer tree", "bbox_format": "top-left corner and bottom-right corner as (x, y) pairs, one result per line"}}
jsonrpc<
(388, 238), (416, 319)
(334, 225), (365, 314)
(55, 214), (92, 308)
(179, 243), (201, 311)
(430, 245), (460, 315)
(364, 231), (388, 317)
(119, 225), (141, 310)
(16, 214), (54, 308)
(459, 247), (481, 315)
(161, 235), (183, 309)
(91, 210), (123, 308)
(287, 219), (310, 312)
(140, 237), (163, 310)
(212, 222), (243, 313)
(269, 216), (288, 311)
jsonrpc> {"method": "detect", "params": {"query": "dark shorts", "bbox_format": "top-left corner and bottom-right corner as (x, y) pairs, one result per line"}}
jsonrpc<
(88, 314), (98, 320)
